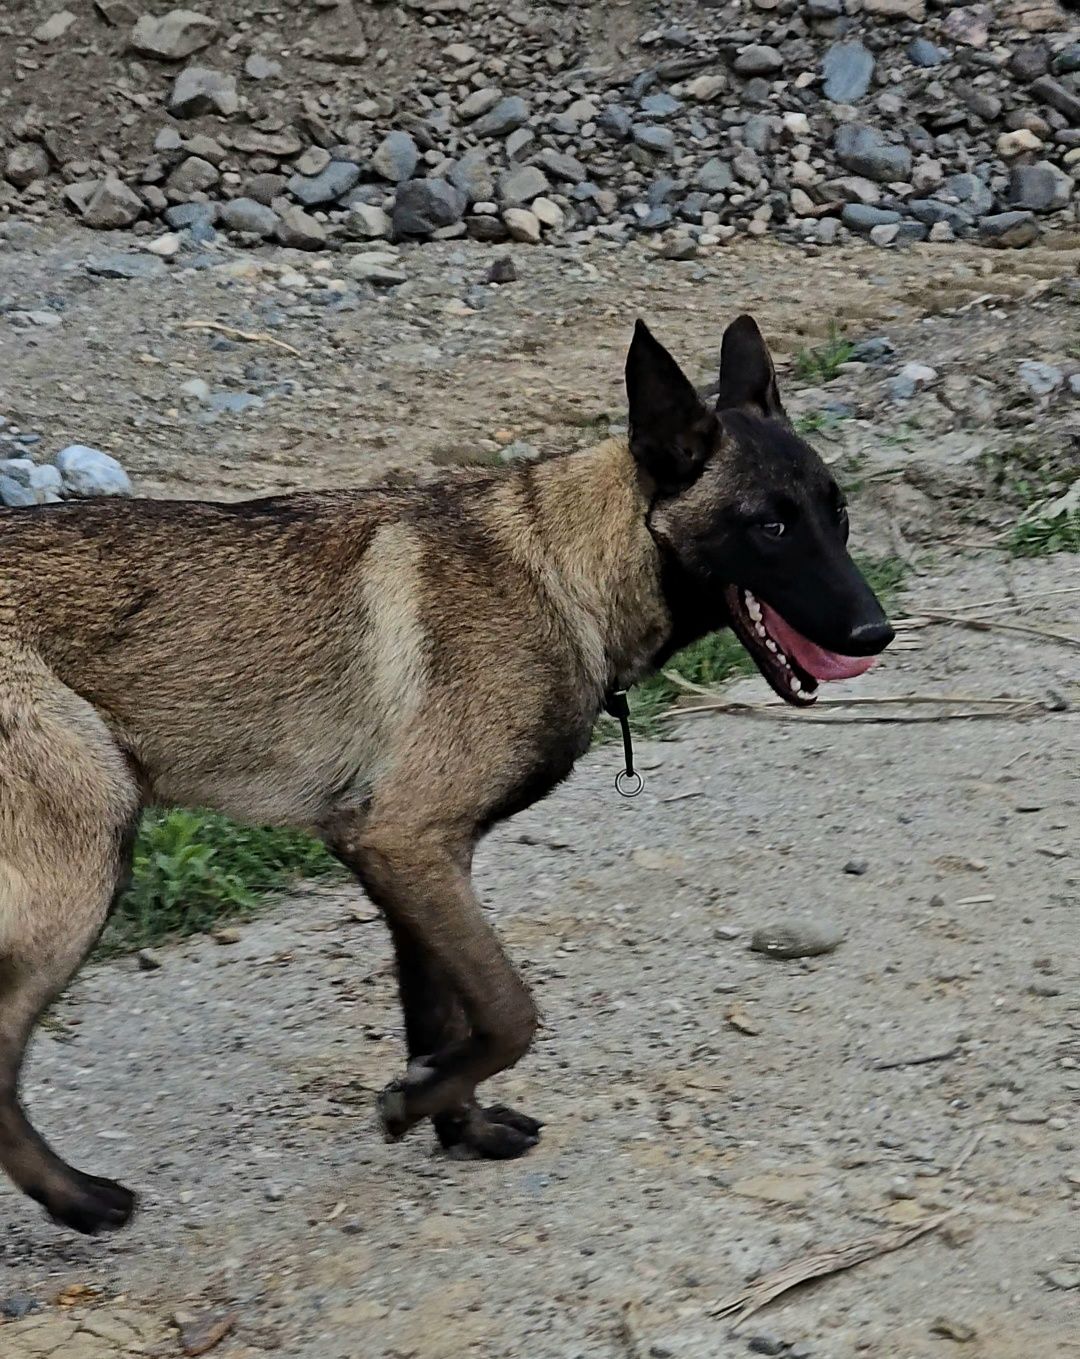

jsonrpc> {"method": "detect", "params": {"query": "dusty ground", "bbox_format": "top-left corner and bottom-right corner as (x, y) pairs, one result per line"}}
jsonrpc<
(0, 224), (1078, 1358)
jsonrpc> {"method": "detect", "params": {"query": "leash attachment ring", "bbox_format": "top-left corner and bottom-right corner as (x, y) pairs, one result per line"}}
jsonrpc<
(604, 690), (645, 800)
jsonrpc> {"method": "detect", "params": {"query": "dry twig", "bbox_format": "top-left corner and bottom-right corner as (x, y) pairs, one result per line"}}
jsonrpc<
(177, 319), (302, 357)
(897, 610), (1080, 650)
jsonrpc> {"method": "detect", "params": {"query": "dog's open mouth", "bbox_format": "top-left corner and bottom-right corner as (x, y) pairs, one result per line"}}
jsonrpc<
(724, 585), (878, 709)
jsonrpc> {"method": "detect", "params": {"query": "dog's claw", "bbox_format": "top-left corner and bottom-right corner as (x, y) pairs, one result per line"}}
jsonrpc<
(437, 1103), (543, 1160)
(41, 1172), (137, 1236)
(377, 1083), (412, 1142)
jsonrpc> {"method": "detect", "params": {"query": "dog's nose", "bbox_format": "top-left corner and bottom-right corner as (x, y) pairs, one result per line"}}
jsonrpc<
(847, 619), (895, 654)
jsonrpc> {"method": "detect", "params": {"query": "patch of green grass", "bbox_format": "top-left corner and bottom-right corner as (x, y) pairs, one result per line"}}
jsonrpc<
(1006, 506), (1080, 558)
(793, 325), (854, 385)
(99, 810), (342, 957)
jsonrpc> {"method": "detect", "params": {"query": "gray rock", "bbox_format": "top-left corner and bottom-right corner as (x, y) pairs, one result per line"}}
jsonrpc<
(342, 203), (391, 239)
(392, 178), (466, 235)
(822, 41), (875, 103)
(502, 207), (541, 243)
(219, 197), (280, 236)
(244, 53), (281, 80)
(55, 445), (132, 498)
(0, 1296), (40, 1321)
(168, 66), (238, 118)
(78, 177), (144, 229)
(640, 92), (681, 118)
(734, 45), (783, 76)
(288, 160), (361, 207)
(1007, 161), (1074, 212)
(85, 252), (168, 280)
(163, 201), (218, 230)
(472, 96), (530, 139)
(905, 198), (969, 231)
(0, 460), (63, 502)
(1018, 361), (1064, 397)
(598, 105), (632, 139)
(808, 0), (842, 14)
(1011, 42), (1051, 83)
(834, 124), (911, 182)
(1030, 76), (1080, 125)
(458, 88), (502, 121)
(842, 203), (902, 232)
(497, 164), (549, 206)
(535, 148), (587, 183)
(964, 89), (1002, 123)
(499, 440), (540, 464)
(1054, 44), (1080, 76)
(750, 921), (844, 960)
(742, 115), (773, 153)
(0, 477), (37, 508)
(130, 9), (217, 61)
(449, 150), (495, 204)
(244, 173), (288, 206)
(979, 211), (1039, 248)
(908, 38), (947, 67)
(370, 131), (419, 184)
(747, 1337), (788, 1357)
(166, 154), (219, 196)
(274, 205), (328, 250)
(632, 124), (675, 155)
(346, 252), (407, 286)
(697, 157), (733, 193)
(4, 142), (50, 188)
(940, 172), (993, 215)
(888, 363), (937, 400)
(486, 256), (517, 285)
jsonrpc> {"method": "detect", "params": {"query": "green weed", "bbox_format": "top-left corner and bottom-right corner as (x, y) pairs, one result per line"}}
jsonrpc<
(1006, 506), (1080, 558)
(100, 810), (342, 957)
(793, 326), (854, 385)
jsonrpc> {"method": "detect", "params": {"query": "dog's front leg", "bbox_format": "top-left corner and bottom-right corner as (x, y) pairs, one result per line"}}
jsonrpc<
(332, 823), (541, 1159)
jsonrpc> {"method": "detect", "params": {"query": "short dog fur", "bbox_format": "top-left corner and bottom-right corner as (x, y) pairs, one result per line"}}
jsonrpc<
(0, 317), (892, 1233)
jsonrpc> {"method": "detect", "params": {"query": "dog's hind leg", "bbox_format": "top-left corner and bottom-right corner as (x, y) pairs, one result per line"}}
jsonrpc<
(330, 822), (541, 1158)
(0, 658), (140, 1233)
(387, 918), (541, 1159)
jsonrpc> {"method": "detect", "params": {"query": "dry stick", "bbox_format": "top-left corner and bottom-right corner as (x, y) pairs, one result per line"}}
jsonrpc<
(898, 610), (1080, 650)
(709, 1206), (963, 1329)
(177, 320), (302, 357)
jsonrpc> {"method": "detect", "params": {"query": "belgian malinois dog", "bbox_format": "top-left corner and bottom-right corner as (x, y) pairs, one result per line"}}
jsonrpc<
(0, 317), (893, 1234)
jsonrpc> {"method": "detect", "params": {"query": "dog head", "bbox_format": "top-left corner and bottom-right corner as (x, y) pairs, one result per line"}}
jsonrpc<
(626, 316), (894, 707)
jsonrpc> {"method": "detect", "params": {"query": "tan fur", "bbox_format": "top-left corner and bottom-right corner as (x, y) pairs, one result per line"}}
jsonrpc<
(0, 436), (669, 1229)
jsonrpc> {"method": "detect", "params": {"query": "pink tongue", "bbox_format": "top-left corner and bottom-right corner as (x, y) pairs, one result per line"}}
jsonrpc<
(760, 603), (878, 682)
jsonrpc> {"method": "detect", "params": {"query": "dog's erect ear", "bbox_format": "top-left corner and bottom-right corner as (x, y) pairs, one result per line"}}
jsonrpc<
(715, 314), (786, 421)
(626, 319), (718, 491)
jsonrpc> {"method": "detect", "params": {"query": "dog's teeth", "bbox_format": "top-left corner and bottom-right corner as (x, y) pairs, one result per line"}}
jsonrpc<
(754, 622), (766, 638)
(765, 640), (778, 653)
(747, 599), (762, 622)
(790, 676), (801, 693)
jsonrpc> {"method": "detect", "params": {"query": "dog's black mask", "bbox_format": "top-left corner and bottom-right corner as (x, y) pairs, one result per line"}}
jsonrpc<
(627, 316), (894, 707)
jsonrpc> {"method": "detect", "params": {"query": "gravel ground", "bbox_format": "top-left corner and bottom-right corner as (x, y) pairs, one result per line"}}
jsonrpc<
(0, 224), (1077, 1358)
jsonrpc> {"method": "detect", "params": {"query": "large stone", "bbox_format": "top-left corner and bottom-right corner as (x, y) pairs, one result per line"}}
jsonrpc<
(535, 148), (587, 183)
(822, 41), (875, 102)
(458, 88), (502, 120)
(472, 96), (530, 138)
(370, 131), (418, 184)
(78, 176), (144, 228)
(864, 0), (925, 16)
(939, 172), (993, 215)
(503, 207), (541, 243)
(978, 211), (1039, 247)
(496, 164), (549, 206)
(166, 154), (218, 196)
(287, 160), (361, 206)
(448, 150), (494, 204)
(734, 45), (783, 75)
(168, 66), (238, 117)
(841, 203), (902, 232)
(275, 205), (328, 249)
(908, 38), (948, 67)
(4, 142), (49, 188)
(342, 203), (392, 239)
(55, 445), (132, 498)
(1007, 161), (1074, 211)
(834, 123), (912, 182)
(631, 124), (675, 155)
(219, 197), (280, 236)
(392, 178), (466, 235)
(697, 157), (733, 193)
(130, 9), (217, 61)
(1030, 76), (1080, 124)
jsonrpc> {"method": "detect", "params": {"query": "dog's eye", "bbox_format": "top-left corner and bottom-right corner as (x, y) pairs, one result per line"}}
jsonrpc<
(758, 521), (785, 539)
(836, 502), (848, 521)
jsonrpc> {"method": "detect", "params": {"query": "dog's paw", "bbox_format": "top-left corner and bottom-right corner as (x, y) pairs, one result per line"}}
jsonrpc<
(43, 1171), (137, 1235)
(437, 1103), (542, 1160)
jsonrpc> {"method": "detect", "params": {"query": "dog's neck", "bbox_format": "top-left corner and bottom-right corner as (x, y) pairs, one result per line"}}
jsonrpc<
(503, 438), (673, 697)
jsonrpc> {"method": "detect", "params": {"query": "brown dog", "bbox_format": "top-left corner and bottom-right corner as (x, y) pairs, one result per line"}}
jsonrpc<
(0, 317), (892, 1234)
